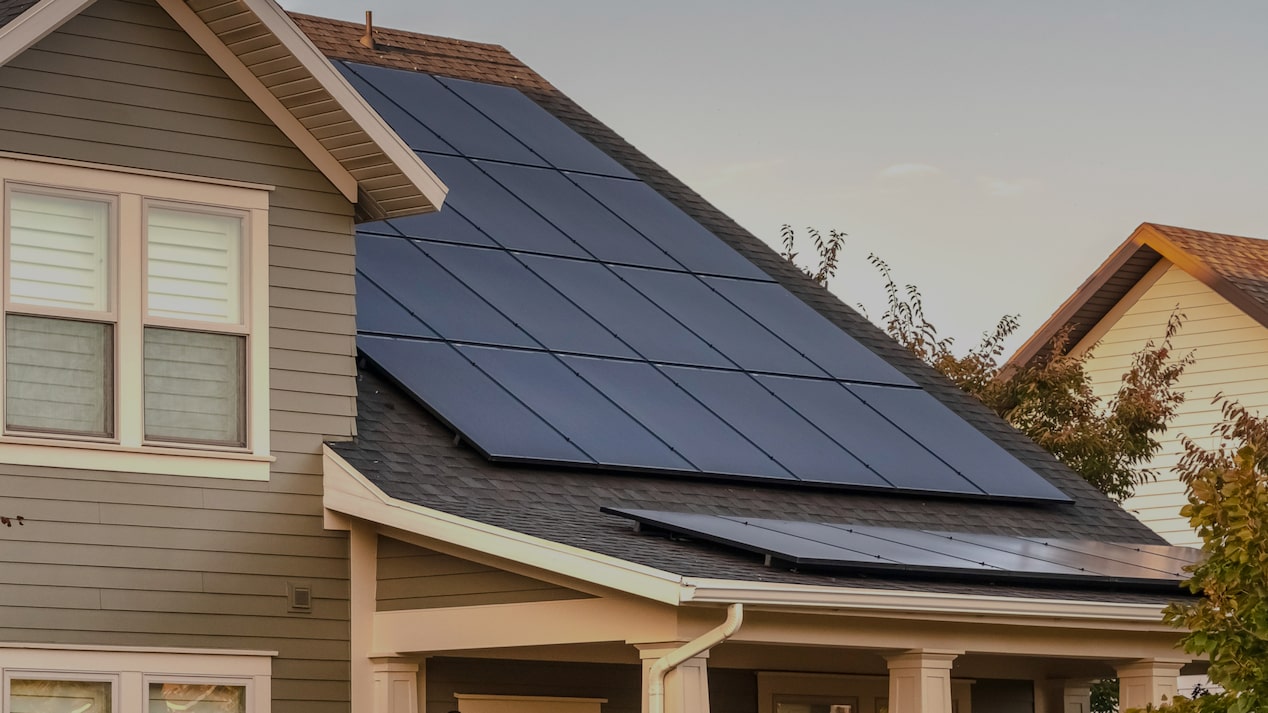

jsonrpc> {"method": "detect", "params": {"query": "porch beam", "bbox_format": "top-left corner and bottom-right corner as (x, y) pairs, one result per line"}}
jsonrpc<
(373, 597), (679, 655)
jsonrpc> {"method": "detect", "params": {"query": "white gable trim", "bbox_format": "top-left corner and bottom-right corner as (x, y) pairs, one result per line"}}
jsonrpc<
(0, 0), (446, 220)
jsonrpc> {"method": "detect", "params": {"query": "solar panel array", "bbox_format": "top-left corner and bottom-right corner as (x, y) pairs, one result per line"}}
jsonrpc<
(606, 508), (1200, 590)
(342, 60), (1071, 503)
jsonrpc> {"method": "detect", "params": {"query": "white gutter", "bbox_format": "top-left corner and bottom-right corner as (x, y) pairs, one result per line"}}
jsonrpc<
(647, 603), (743, 713)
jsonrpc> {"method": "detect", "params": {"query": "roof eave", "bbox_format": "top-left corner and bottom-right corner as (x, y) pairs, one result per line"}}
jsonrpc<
(0, 0), (446, 220)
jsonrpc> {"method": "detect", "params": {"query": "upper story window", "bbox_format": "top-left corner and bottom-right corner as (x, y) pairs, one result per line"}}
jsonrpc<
(0, 153), (272, 480)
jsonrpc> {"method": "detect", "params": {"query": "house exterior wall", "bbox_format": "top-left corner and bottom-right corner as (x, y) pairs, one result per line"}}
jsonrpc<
(1076, 263), (1268, 546)
(0, 1), (357, 711)
(377, 537), (591, 612)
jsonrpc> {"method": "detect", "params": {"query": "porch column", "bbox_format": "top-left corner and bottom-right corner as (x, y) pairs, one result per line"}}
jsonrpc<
(372, 659), (420, 713)
(1116, 660), (1185, 711)
(638, 644), (711, 713)
(1036, 679), (1092, 713)
(884, 649), (961, 713)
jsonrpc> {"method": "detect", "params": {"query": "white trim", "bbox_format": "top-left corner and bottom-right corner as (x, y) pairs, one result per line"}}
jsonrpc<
(0, 437), (272, 479)
(0, 153), (275, 194)
(0, 643), (277, 657)
(0, 0), (95, 67)
(323, 446), (687, 605)
(153, 0), (358, 204)
(323, 447), (1179, 627)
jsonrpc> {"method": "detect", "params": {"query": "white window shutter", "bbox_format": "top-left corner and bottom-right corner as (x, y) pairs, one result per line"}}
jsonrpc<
(8, 191), (110, 311)
(147, 208), (242, 324)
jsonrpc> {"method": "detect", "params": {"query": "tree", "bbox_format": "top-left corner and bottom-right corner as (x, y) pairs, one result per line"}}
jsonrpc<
(1129, 399), (1268, 713)
(780, 225), (1193, 502)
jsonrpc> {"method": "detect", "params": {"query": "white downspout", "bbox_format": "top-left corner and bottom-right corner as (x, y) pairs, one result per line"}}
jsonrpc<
(648, 603), (744, 713)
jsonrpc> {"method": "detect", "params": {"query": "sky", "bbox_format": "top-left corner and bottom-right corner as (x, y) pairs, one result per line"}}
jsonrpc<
(289, 0), (1268, 354)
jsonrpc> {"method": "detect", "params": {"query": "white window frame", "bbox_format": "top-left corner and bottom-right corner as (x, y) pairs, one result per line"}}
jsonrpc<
(0, 153), (272, 480)
(0, 644), (271, 713)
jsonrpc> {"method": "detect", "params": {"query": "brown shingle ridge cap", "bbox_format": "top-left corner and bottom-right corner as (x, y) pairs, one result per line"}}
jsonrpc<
(1012, 221), (1268, 370)
(300, 12), (1156, 533)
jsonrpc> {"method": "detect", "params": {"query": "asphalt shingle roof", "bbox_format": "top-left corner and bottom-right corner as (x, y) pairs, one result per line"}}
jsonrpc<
(0, 0), (39, 29)
(296, 13), (1175, 599)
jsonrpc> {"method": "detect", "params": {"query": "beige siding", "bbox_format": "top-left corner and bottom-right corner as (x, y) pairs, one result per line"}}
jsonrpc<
(1079, 264), (1268, 546)
(377, 537), (591, 611)
(0, 1), (356, 712)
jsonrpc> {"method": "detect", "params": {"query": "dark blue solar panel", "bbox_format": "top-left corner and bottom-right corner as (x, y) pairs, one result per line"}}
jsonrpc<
(436, 75), (636, 179)
(568, 174), (770, 281)
(846, 385), (1071, 502)
(358, 336), (587, 463)
(336, 62), (452, 154)
(616, 267), (826, 377)
(658, 365), (888, 488)
(357, 234), (536, 349)
(607, 509), (1198, 589)
(518, 254), (731, 368)
(480, 162), (679, 269)
(355, 272), (437, 339)
(561, 355), (793, 480)
(419, 242), (637, 358)
(707, 277), (914, 386)
(342, 62), (547, 166)
(753, 375), (979, 496)
(457, 345), (692, 471)
(349, 62), (1075, 504)
(400, 154), (581, 255)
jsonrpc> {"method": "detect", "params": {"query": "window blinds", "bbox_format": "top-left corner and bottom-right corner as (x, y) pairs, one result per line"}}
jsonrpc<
(146, 208), (242, 324)
(8, 191), (109, 311)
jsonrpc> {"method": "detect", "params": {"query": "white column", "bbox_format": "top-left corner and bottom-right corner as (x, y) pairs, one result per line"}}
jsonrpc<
(372, 659), (420, 713)
(638, 644), (711, 713)
(351, 522), (379, 713)
(884, 649), (961, 713)
(1116, 660), (1185, 711)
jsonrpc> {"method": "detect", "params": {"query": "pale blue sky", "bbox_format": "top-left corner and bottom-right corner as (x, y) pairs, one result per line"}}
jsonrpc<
(290, 0), (1268, 352)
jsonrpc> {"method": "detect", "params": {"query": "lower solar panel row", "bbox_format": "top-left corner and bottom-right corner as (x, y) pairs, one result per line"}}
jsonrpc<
(606, 508), (1200, 587)
(359, 335), (1070, 502)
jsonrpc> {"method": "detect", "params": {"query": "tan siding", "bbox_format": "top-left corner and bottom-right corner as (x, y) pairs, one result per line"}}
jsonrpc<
(377, 537), (591, 612)
(1080, 264), (1268, 546)
(0, 2), (357, 712)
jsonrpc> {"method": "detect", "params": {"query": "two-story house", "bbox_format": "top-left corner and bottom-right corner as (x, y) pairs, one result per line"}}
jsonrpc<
(0, 3), (1205, 713)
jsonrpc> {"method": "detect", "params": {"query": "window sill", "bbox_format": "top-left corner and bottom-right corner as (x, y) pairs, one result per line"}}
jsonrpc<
(0, 436), (273, 480)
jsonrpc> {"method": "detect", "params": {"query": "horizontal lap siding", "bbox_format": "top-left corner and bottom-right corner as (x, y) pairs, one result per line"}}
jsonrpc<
(377, 537), (591, 611)
(0, 1), (356, 712)
(1082, 265), (1268, 546)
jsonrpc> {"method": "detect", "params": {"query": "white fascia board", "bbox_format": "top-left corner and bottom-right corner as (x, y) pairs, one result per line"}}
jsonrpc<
(322, 446), (685, 605)
(682, 578), (1174, 625)
(237, 0), (447, 211)
(0, 0), (96, 66)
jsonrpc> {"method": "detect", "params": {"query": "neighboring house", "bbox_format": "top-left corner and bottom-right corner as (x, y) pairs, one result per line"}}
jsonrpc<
(1011, 222), (1268, 547)
(0, 5), (1203, 713)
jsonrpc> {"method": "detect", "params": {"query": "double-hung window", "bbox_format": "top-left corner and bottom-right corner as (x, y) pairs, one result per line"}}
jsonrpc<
(0, 154), (271, 479)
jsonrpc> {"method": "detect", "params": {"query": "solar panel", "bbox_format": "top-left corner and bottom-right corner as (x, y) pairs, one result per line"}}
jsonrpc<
(349, 63), (1075, 504)
(342, 62), (547, 167)
(419, 242), (638, 359)
(480, 162), (680, 269)
(606, 508), (1199, 590)
(336, 63), (453, 154)
(436, 75), (636, 179)
(706, 277), (914, 386)
(615, 267), (827, 378)
(657, 365), (888, 488)
(518, 254), (732, 368)
(568, 174), (771, 281)
(357, 234), (536, 349)
(561, 355), (795, 480)
(753, 375), (981, 496)
(846, 384), (1071, 502)
(403, 154), (584, 256)
(457, 345), (693, 471)
(358, 335), (588, 463)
